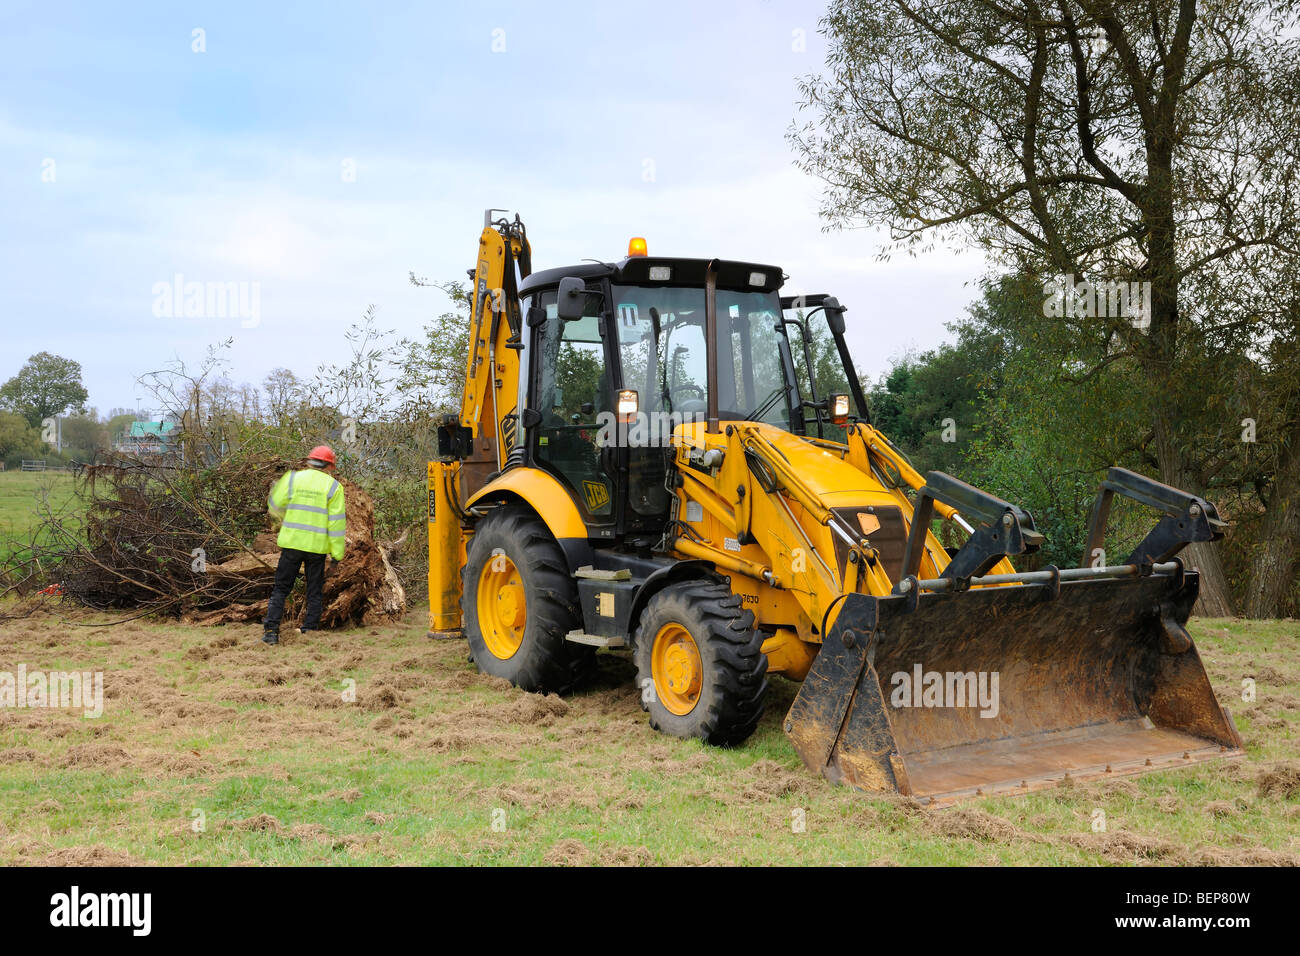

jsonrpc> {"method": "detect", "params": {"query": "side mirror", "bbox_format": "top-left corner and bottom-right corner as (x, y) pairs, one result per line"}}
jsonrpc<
(823, 296), (846, 335)
(557, 277), (588, 321)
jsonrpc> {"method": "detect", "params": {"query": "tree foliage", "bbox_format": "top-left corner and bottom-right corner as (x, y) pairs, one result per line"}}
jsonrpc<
(0, 411), (44, 468)
(400, 278), (472, 414)
(870, 272), (1300, 613)
(0, 352), (90, 428)
(793, 0), (1300, 615)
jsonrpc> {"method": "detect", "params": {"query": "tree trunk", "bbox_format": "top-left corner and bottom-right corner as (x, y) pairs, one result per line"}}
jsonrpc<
(1182, 539), (1236, 618)
(1245, 420), (1300, 618)
(1142, 144), (1236, 619)
(1153, 405), (1237, 618)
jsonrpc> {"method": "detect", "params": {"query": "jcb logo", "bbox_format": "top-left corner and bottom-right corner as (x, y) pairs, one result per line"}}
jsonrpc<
(500, 412), (517, 452)
(583, 480), (610, 512)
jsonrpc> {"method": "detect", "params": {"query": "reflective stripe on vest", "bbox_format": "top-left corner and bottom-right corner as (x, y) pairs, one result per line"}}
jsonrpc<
(275, 468), (344, 555)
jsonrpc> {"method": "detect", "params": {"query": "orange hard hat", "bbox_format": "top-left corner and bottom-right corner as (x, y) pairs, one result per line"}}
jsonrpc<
(307, 445), (337, 466)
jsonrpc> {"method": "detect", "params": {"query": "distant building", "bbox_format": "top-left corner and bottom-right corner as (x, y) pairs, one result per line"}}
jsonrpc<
(115, 420), (179, 456)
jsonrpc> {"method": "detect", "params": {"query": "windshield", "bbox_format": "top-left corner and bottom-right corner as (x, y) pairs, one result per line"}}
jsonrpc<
(781, 300), (857, 442)
(610, 285), (796, 427)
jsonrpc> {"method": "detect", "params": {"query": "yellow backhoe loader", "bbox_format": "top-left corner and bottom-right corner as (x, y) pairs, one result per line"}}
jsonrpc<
(427, 211), (1243, 804)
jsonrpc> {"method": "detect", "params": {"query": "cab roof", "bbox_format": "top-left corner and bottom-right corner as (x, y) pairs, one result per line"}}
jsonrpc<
(518, 257), (785, 297)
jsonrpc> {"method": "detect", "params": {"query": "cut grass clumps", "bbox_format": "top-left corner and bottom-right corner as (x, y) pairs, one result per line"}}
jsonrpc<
(0, 610), (1296, 865)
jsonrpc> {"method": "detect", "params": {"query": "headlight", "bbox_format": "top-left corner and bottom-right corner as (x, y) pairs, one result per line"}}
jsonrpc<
(617, 389), (639, 422)
(830, 393), (850, 425)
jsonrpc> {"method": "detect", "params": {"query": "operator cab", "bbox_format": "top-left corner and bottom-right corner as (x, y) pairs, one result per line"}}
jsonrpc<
(516, 242), (865, 544)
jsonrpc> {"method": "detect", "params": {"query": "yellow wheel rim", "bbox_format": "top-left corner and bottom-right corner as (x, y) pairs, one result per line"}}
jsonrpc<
(478, 552), (526, 660)
(651, 622), (702, 716)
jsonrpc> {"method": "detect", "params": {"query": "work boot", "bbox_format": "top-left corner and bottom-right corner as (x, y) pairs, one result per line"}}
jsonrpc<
(298, 626), (316, 635)
(262, 630), (279, 645)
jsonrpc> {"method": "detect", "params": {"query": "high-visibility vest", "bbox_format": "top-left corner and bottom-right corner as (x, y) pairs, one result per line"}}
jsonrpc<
(268, 468), (347, 559)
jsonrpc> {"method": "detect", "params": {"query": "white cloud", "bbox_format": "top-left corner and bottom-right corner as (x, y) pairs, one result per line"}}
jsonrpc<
(1, 115), (987, 411)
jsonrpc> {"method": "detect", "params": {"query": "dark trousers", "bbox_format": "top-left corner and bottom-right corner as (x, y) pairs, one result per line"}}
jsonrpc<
(263, 548), (327, 632)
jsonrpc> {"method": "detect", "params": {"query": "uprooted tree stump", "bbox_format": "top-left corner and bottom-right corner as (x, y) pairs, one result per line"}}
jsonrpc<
(182, 475), (405, 628)
(9, 451), (405, 629)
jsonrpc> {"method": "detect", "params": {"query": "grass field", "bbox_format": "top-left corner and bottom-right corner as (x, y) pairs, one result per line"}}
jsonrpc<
(0, 609), (1295, 865)
(0, 470), (79, 563)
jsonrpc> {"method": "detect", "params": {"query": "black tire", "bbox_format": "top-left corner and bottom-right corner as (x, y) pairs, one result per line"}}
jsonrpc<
(633, 580), (768, 746)
(461, 506), (594, 694)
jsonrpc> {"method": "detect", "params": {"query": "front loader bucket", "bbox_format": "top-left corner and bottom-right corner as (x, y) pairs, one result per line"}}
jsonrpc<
(785, 569), (1244, 804)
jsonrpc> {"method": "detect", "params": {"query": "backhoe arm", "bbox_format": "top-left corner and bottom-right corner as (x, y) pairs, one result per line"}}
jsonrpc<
(429, 211), (531, 635)
(454, 212), (530, 475)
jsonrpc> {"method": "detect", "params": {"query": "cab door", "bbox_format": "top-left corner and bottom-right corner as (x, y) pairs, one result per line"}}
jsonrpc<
(528, 287), (618, 537)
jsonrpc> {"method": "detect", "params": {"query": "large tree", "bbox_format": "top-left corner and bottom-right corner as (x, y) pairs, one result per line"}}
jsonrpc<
(1239, 275), (1300, 616)
(0, 352), (90, 430)
(793, 0), (1300, 615)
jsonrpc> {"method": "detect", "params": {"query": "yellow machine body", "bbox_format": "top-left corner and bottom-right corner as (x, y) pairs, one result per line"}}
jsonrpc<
(430, 215), (1243, 803)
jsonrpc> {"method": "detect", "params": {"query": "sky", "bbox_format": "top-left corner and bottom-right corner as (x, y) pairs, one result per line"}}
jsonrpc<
(0, 0), (987, 419)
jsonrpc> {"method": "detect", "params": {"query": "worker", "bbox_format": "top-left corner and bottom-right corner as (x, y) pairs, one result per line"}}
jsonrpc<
(262, 445), (346, 645)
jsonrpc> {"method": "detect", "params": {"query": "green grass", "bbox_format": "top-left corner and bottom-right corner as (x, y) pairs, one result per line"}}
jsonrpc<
(0, 611), (1296, 865)
(0, 470), (79, 562)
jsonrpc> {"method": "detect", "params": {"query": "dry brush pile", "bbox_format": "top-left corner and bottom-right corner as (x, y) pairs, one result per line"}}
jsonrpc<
(3, 448), (405, 628)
